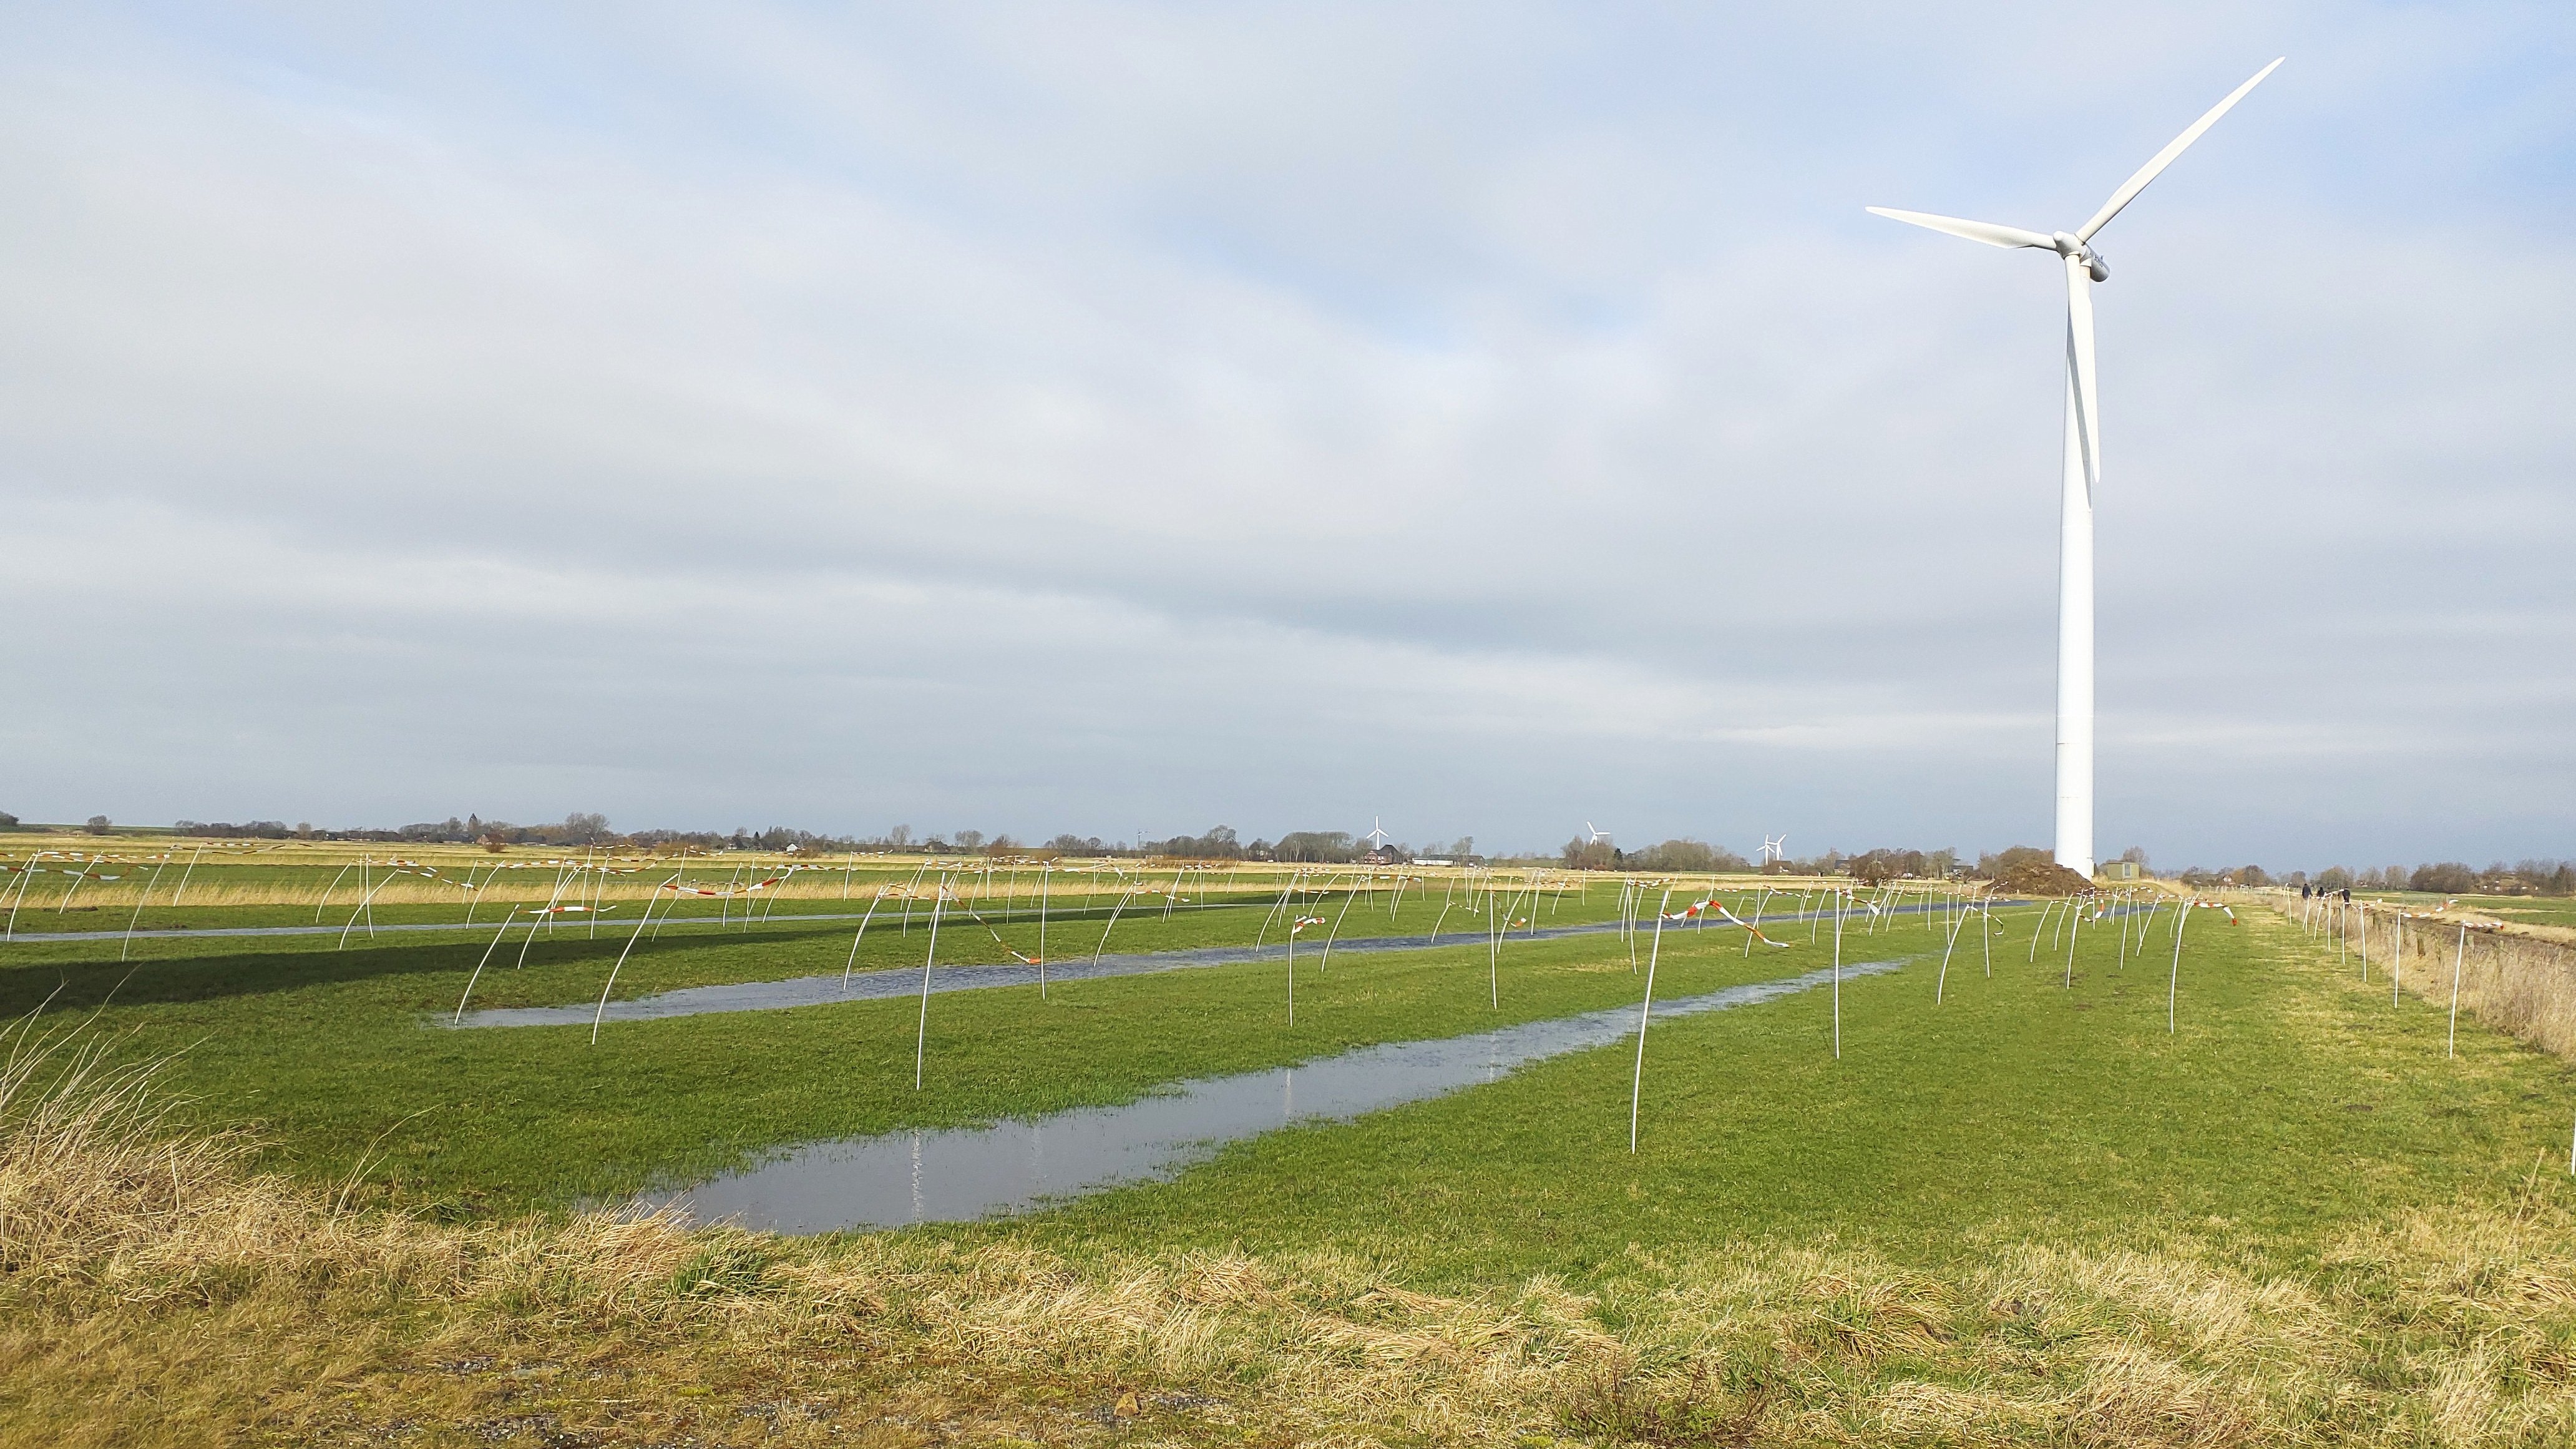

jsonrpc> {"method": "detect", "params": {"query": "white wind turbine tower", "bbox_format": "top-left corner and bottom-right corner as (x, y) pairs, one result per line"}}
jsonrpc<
(1364, 818), (1393, 851)
(1584, 822), (1612, 847)
(1760, 835), (1787, 866)
(1870, 58), (2281, 877)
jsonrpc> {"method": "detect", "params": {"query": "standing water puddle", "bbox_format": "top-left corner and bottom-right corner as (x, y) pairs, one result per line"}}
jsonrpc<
(638, 959), (1904, 1233)
(451, 920), (1627, 1029)
(454, 897), (1994, 1030)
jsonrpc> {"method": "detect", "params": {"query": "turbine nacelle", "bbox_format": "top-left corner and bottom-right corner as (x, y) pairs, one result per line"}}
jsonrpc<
(2050, 229), (2112, 281)
(2047, 231), (2111, 281)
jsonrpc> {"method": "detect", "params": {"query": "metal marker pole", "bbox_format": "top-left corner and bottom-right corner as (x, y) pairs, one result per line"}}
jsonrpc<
(2449, 925), (2465, 1058)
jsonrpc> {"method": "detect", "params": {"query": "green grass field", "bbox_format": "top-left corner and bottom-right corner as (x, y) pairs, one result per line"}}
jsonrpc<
(12, 875), (2576, 1445)
(1018, 905), (2573, 1280)
(13, 883), (2566, 1251)
(0, 878), (1880, 1215)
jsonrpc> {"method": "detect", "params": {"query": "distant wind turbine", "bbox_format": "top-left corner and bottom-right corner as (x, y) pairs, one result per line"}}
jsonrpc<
(1759, 835), (1787, 866)
(1584, 822), (1612, 846)
(1870, 58), (2281, 876)
(1364, 818), (1393, 851)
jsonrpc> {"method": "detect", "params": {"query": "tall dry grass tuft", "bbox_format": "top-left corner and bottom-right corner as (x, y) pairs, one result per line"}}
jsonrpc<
(2394, 919), (2576, 1059)
(2261, 893), (2576, 1060)
(0, 1018), (253, 1292)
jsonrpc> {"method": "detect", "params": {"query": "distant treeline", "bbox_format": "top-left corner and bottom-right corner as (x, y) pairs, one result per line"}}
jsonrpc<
(1560, 837), (1759, 874)
(1559, 840), (1981, 881)
(2208, 860), (2576, 895)
(133, 814), (1480, 862)
(45, 811), (2575, 895)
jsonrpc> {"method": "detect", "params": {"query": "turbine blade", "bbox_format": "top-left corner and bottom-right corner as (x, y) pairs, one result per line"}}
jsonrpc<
(2076, 58), (2283, 243)
(2065, 265), (2100, 502)
(1865, 207), (2053, 250)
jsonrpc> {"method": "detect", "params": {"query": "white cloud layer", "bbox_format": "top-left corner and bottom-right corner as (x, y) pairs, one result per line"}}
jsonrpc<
(1, 2), (2570, 867)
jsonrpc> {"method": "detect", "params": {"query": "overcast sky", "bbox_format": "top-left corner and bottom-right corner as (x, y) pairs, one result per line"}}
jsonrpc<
(2, 3), (2569, 868)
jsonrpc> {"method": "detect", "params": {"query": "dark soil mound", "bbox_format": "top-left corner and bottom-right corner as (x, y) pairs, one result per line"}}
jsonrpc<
(1987, 858), (2097, 897)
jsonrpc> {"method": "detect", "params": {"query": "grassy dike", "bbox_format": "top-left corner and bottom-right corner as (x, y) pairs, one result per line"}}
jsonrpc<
(8, 904), (2576, 1445)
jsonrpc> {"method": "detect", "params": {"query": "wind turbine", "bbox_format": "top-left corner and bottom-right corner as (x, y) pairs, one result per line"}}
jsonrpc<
(1870, 58), (2280, 877)
(1760, 835), (1787, 866)
(1584, 822), (1612, 846)
(1363, 818), (1393, 851)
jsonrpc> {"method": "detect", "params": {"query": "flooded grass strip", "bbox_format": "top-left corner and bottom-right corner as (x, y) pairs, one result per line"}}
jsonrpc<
(639, 959), (1904, 1232)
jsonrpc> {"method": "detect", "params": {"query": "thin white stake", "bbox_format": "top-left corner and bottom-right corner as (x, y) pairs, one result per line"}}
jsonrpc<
(170, 843), (205, 907)
(514, 875), (573, 970)
(914, 884), (947, 1090)
(1831, 888), (1845, 1058)
(56, 856), (100, 914)
(2168, 902), (2188, 1033)
(592, 873), (680, 1043)
(6, 856), (44, 937)
(1093, 884), (1138, 966)
(1257, 874), (1296, 946)
(316, 859), (356, 923)
(1936, 899), (1966, 1004)
(4, 856), (42, 941)
(120, 855), (171, 961)
(841, 888), (889, 992)
(2448, 924), (2465, 1058)
(339, 868), (409, 950)
(1319, 885), (1357, 973)
(454, 912), (523, 1024)
(1629, 887), (1673, 1152)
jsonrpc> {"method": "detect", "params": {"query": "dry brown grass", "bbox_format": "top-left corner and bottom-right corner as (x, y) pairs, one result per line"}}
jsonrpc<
(2268, 892), (2576, 1062)
(6, 850), (1593, 914)
(5, 834), (1796, 917)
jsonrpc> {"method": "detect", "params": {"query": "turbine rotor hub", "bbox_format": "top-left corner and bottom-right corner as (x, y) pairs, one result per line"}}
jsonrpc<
(2050, 232), (2110, 282)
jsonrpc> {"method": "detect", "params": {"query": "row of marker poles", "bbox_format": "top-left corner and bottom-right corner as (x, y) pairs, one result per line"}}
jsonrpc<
(2286, 885), (2562, 1170)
